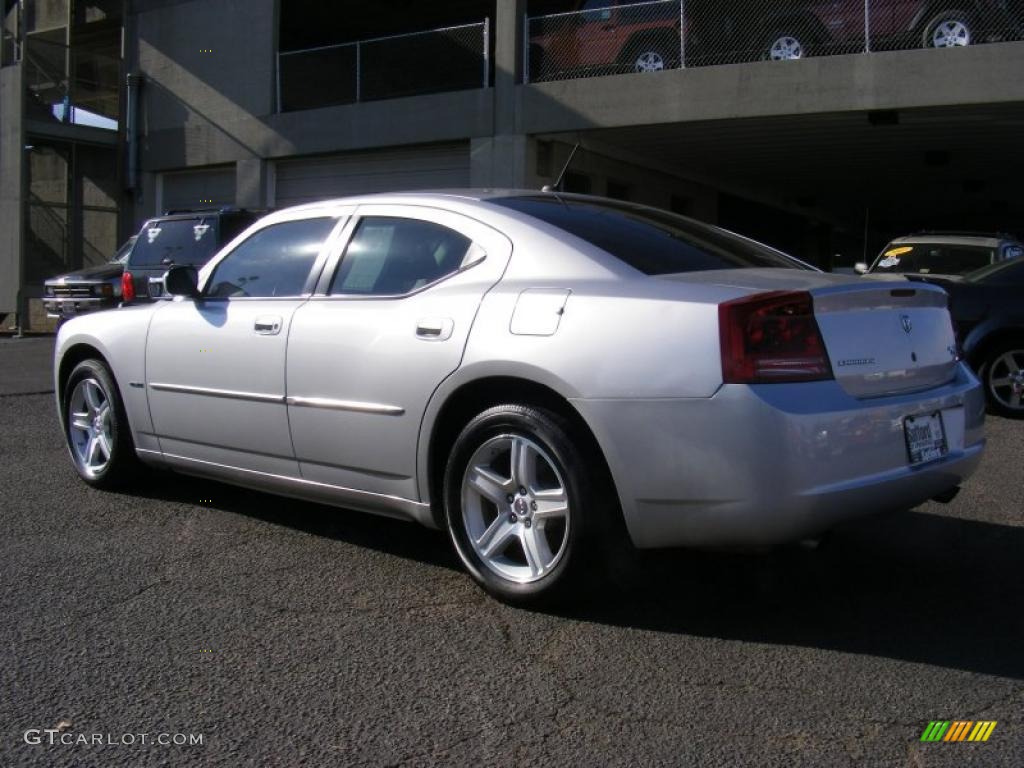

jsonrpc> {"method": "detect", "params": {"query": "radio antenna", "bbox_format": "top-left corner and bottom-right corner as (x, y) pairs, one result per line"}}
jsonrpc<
(542, 143), (580, 193)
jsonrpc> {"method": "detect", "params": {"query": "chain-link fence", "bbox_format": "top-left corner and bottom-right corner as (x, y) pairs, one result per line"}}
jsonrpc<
(526, 1), (1024, 83)
(278, 20), (489, 113)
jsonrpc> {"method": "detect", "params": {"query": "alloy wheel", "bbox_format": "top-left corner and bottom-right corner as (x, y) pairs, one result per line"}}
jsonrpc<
(634, 51), (666, 72)
(987, 349), (1024, 412)
(769, 36), (804, 61)
(460, 434), (570, 584)
(931, 19), (971, 47)
(68, 377), (113, 478)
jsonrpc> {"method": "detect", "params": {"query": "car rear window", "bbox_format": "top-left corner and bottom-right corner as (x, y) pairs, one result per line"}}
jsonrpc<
(490, 196), (809, 275)
(872, 243), (995, 275)
(130, 218), (220, 267)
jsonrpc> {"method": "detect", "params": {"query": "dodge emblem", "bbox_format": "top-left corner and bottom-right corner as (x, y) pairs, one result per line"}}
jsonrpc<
(900, 314), (913, 334)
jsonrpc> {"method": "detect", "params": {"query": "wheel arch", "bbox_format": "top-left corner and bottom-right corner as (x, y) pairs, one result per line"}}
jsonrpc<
(56, 343), (115, 422)
(761, 11), (831, 44)
(911, 2), (982, 34)
(617, 27), (681, 65)
(423, 374), (623, 532)
(965, 325), (1024, 371)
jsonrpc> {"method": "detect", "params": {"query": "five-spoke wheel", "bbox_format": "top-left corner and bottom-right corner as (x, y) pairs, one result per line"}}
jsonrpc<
(63, 359), (140, 487)
(68, 377), (114, 478)
(924, 12), (973, 49)
(444, 404), (613, 603)
(982, 343), (1024, 418)
(462, 434), (571, 584)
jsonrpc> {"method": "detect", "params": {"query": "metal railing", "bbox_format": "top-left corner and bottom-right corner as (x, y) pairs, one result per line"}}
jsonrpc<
(525, 1), (1024, 84)
(278, 20), (490, 113)
(23, 36), (120, 122)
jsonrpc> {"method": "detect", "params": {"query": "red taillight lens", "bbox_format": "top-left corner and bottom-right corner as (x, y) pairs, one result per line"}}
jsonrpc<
(719, 291), (833, 384)
(121, 271), (135, 303)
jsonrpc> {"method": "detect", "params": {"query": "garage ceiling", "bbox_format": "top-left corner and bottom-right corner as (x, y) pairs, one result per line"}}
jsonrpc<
(574, 103), (1024, 236)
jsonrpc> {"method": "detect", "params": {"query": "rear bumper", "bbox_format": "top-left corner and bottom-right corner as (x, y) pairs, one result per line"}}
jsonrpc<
(574, 362), (985, 549)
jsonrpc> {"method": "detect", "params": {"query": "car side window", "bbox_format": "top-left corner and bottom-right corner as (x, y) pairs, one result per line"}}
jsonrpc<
(329, 216), (476, 297)
(581, 0), (613, 22)
(206, 218), (337, 298)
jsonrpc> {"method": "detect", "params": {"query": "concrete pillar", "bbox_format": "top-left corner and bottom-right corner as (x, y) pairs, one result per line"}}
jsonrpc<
(0, 64), (24, 319)
(236, 157), (270, 210)
(472, 0), (530, 189)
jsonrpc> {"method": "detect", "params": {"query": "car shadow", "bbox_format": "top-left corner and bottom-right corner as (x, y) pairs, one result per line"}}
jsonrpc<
(128, 471), (1022, 680)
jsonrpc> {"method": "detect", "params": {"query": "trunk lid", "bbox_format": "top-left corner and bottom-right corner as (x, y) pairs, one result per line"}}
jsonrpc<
(664, 269), (960, 398)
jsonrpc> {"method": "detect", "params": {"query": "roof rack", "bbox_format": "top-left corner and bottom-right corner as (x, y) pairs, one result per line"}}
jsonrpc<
(161, 206), (246, 216)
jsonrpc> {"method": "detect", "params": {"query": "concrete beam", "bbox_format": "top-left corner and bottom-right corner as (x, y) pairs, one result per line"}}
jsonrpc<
(140, 88), (495, 171)
(521, 43), (1024, 135)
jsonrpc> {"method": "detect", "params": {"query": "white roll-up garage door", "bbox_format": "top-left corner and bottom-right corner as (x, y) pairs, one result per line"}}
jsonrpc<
(274, 143), (470, 208)
(159, 166), (236, 213)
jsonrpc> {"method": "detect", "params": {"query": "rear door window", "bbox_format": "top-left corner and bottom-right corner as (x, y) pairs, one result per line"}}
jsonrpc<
(329, 217), (475, 296)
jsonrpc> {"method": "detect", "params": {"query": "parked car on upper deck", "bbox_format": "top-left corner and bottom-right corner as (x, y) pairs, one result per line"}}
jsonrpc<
(529, 0), (684, 78)
(54, 191), (984, 604)
(859, 232), (1024, 278)
(760, 0), (1020, 61)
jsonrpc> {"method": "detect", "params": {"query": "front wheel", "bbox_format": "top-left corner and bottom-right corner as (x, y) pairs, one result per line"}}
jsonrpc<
(980, 342), (1024, 418)
(443, 404), (608, 604)
(63, 358), (141, 487)
(764, 31), (809, 61)
(923, 11), (973, 48)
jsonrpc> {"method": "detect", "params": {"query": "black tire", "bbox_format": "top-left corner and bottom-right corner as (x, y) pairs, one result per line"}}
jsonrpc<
(62, 358), (142, 488)
(922, 10), (974, 48)
(443, 404), (618, 604)
(979, 341), (1024, 418)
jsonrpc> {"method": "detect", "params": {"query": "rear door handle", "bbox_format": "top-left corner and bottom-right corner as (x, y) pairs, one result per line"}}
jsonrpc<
(415, 318), (454, 341)
(254, 315), (282, 335)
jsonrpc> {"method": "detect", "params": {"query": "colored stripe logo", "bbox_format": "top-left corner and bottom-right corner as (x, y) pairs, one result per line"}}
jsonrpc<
(920, 721), (996, 742)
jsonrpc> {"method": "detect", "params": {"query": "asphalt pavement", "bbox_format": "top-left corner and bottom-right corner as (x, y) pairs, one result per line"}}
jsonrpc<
(0, 336), (1021, 766)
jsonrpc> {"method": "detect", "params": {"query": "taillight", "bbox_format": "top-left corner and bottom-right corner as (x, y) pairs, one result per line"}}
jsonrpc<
(719, 291), (833, 384)
(121, 271), (135, 303)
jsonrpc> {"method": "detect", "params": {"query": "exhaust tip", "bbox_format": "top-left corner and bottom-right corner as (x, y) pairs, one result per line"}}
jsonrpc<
(931, 486), (961, 505)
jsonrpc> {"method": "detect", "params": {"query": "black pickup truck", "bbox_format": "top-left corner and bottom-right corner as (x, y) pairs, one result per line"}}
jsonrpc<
(44, 208), (261, 322)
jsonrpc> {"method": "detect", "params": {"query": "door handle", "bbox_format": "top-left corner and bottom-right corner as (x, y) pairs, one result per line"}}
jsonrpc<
(415, 318), (454, 341)
(254, 315), (282, 335)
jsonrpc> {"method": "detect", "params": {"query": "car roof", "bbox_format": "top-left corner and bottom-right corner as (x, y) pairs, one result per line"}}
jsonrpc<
(887, 234), (1011, 248)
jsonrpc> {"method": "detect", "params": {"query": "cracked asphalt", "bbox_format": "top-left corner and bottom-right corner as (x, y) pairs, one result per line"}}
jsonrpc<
(1, 336), (1022, 766)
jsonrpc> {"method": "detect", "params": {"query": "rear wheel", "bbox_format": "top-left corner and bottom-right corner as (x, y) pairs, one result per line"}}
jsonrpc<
(764, 30), (810, 61)
(63, 359), (141, 487)
(923, 11), (973, 48)
(980, 342), (1024, 418)
(624, 38), (677, 73)
(443, 404), (613, 604)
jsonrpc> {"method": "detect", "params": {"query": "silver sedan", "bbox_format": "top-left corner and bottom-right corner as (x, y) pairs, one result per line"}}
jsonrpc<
(54, 191), (985, 602)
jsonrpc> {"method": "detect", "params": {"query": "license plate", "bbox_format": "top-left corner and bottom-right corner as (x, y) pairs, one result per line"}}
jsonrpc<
(61, 304), (76, 316)
(904, 412), (948, 466)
